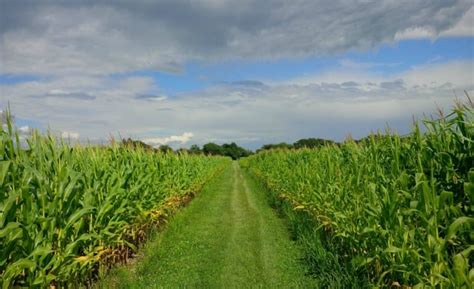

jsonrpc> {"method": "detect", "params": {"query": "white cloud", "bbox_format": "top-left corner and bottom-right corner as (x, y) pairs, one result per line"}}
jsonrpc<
(285, 60), (474, 90)
(1, 60), (472, 149)
(401, 60), (474, 88)
(142, 132), (194, 147)
(61, 131), (80, 140)
(18, 125), (32, 135)
(0, 75), (158, 100)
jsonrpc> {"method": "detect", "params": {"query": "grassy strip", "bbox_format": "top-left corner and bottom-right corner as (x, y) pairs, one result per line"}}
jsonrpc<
(98, 162), (316, 288)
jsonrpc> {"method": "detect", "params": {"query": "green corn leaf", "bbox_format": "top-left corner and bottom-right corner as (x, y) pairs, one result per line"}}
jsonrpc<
(64, 206), (95, 232)
(0, 193), (19, 228)
(447, 217), (474, 241)
(0, 222), (21, 238)
(384, 246), (403, 253)
(32, 273), (56, 286)
(0, 160), (11, 186)
(2, 258), (36, 289)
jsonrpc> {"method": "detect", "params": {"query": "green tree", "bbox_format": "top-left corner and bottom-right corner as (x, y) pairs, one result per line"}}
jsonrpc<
(203, 143), (224, 156)
(122, 138), (154, 151)
(293, 138), (334, 149)
(159, 145), (173, 153)
(176, 148), (189, 154)
(258, 142), (293, 152)
(222, 142), (252, 160)
(202, 142), (252, 159)
(189, 144), (202, 154)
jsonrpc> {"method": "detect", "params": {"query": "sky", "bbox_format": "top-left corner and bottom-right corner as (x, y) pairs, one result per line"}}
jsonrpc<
(0, 0), (473, 150)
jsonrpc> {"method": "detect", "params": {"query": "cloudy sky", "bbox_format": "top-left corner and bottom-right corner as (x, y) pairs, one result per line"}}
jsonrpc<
(0, 0), (473, 149)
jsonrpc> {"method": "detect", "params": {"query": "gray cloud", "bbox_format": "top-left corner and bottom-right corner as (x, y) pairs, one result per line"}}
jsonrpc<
(3, 60), (470, 149)
(380, 79), (405, 90)
(229, 80), (266, 87)
(1, 0), (471, 75)
(135, 94), (167, 101)
(341, 81), (359, 87)
(39, 92), (96, 100)
(1, 2), (472, 149)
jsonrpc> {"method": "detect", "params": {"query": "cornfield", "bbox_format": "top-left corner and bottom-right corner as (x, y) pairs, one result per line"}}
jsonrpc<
(0, 111), (229, 288)
(242, 102), (473, 288)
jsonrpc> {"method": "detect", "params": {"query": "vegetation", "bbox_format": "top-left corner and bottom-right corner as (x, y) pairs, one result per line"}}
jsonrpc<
(121, 138), (155, 151)
(121, 138), (172, 154)
(0, 112), (228, 288)
(199, 142), (252, 159)
(98, 163), (315, 288)
(258, 138), (336, 152)
(293, 138), (335, 149)
(2, 98), (472, 288)
(242, 102), (473, 288)
(258, 142), (294, 151)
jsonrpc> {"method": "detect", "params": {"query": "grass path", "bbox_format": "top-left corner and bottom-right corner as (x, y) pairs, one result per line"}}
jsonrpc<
(99, 162), (316, 288)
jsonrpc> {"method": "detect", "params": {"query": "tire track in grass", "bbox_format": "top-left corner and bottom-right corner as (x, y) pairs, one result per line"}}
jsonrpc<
(98, 162), (317, 288)
(220, 162), (264, 287)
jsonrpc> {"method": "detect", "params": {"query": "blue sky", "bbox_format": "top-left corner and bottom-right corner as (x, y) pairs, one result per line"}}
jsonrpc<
(1, 1), (473, 149)
(122, 37), (473, 96)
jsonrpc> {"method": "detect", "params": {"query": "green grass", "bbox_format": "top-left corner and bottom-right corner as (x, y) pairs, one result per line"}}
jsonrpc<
(98, 162), (316, 288)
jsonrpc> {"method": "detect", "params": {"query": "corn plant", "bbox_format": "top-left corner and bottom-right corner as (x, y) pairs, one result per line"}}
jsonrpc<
(242, 101), (473, 288)
(0, 110), (229, 288)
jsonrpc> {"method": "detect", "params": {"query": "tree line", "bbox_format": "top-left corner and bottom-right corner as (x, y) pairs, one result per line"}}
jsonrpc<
(258, 138), (336, 152)
(122, 137), (338, 159)
(121, 138), (252, 160)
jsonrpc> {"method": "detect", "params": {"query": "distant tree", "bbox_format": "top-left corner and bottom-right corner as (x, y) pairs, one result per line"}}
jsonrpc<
(202, 142), (252, 159)
(293, 138), (335, 149)
(258, 142), (293, 152)
(158, 145), (173, 153)
(189, 144), (202, 154)
(122, 138), (154, 151)
(222, 142), (252, 160)
(176, 148), (189, 154)
(202, 142), (224, 156)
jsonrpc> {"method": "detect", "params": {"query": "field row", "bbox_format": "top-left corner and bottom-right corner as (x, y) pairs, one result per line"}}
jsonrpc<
(0, 114), (229, 288)
(242, 103), (473, 288)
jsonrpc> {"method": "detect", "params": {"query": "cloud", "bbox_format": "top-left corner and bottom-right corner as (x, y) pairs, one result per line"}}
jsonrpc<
(380, 79), (405, 90)
(1, 60), (472, 149)
(401, 61), (474, 88)
(0, 110), (6, 123)
(18, 125), (32, 135)
(0, 1), (471, 76)
(61, 131), (80, 140)
(229, 80), (266, 87)
(135, 95), (167, 101)
(1, 0), (472, 150)
(341, 81), (359, 87)
(442, 6), (474, 37)
(0, 75), (157, 100)
(40, 91), (96, 100)
(142, 132), (194, 147)
(395, 6), (474, 40)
